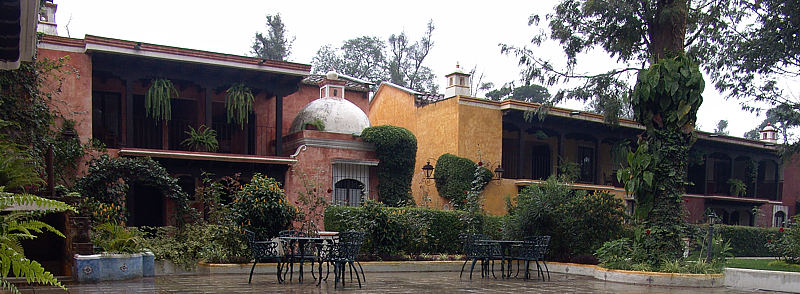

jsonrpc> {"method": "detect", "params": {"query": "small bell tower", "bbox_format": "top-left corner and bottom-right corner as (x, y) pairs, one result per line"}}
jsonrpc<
(319, 70), (346, 99)
(444, 63), (471, 98)
(759, 124), (778, 144)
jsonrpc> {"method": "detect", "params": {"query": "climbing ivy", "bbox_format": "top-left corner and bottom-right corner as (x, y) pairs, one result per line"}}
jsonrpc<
(433, 153), (491, 210)
(360, 125), (417, 207)
(74, 155), (194, 225)
(625, 54), (704, 261)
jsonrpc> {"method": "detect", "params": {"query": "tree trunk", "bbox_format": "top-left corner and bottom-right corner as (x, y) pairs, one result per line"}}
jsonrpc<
(642, 0), (693, 260)
(649, 0), (688, 60)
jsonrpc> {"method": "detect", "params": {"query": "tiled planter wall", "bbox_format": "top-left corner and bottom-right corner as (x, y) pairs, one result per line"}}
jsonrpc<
(74, 252), (155, 282)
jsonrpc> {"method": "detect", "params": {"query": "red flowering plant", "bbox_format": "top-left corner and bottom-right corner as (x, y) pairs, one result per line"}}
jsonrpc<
(768, 216), (800, 264)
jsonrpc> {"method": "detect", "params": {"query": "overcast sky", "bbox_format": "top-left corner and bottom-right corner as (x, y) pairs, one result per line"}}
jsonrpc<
(53, 0), (767, 137)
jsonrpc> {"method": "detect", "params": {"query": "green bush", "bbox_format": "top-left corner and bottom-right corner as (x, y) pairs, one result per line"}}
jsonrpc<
(360, 125), (417, 207)
(433, 153), (492, 209)
(689, 224), (783, 257)
(92, 223), (145, 254)
(231, 173), (296, 239)
(505, 177), (627, 261)
(140, 223), (249, 270)
(769, 216), (799, 263)
(324, 201), (500, 256)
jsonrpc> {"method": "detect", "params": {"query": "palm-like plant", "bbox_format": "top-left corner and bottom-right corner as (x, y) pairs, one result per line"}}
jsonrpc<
(0, 188), (76, 294)
(181, 125), (218, 152)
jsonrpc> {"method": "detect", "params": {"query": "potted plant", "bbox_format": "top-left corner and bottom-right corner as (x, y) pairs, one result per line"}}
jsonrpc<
(145, 78), (177, 122)
(61, 119), (78, 139)
(225, 83), (254, 129)
(75, 223), (154, 282)
(181, 125), (218, 152)
(304, 119), (325, 131)
(727, 178), (747, 197)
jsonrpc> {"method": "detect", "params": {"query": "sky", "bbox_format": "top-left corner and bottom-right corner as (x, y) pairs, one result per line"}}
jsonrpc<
(53, 0), (767, 137)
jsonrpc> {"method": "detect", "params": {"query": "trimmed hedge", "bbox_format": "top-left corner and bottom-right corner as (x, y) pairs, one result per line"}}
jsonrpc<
(324, 201), (503, 256)
(361, 125), (417, 207)
(433, 153), (492, 209)
(689, 224), (784, 257)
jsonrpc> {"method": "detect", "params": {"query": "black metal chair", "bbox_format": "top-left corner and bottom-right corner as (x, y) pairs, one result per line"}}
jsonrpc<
(514, 235), (551, 281)
(323, 231), (365, 288)
(244, 229), (285, 284)
(279, 230), (319, 282)
(459, 233), (497, 279)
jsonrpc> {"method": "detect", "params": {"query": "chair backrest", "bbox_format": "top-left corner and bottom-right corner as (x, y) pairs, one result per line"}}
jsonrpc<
(244, 229), (282, 259)
(459, 233), (491, 258)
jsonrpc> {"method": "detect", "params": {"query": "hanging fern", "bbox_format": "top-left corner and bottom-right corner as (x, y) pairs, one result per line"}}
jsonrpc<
(145, 78), (177, 122)
(225, 83), (254, 129)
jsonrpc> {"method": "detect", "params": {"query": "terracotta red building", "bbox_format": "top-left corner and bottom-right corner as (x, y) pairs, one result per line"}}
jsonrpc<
(39, 34), (378, 227)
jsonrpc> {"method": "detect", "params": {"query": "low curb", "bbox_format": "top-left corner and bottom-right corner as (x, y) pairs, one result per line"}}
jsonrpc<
(724, 268), (800, 293)
(546, 262), (723, 288)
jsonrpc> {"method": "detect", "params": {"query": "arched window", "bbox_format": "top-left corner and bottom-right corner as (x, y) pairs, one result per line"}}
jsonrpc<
(334, 179), (364, 206)
(775, 211), (786, 227)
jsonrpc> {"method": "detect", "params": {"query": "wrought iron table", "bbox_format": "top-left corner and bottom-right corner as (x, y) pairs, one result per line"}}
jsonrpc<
(477, 240), (523, 279)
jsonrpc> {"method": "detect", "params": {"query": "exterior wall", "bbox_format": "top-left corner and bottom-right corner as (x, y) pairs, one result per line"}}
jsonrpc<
(283, 131), (378, 229)
(783, 155), (800, 218)
(39, 48), (92, 145)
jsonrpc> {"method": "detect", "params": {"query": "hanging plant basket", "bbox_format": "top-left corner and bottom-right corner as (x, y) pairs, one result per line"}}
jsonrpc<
(145, 78), (177, 122)
(225, 83), (254, 129)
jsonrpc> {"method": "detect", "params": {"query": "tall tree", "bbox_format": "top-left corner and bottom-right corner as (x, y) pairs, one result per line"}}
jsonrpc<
(505, 0), (718, 262)
(251, 13), (294, 61)
(311, 36), (388, 84)
(388, 20), (438, 93)
(485, 83), (551, 104)
(311, 21), (439, 93)
(714, 120), (729, 135)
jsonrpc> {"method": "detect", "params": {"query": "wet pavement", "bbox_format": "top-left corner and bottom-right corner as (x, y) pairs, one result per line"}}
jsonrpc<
(18, 271), (772, 293)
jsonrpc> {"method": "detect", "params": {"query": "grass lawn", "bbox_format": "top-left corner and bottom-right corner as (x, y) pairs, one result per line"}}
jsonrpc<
(726, 258), (800, 272)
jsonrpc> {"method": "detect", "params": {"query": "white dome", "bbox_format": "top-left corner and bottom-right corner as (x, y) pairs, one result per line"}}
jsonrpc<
(289, 98), (370, 135)
(762, 124), (777, 132)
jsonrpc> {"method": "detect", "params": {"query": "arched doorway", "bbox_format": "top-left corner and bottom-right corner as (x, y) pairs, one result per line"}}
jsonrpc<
(334, 179), (364, 206)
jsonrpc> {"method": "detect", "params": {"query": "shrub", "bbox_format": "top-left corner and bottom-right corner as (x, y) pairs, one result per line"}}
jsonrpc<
(140, 223), (249, 269)
(433, 153), (492, 209)
(771, 216), (800, 264)
(92, 223), (145, 254)
(324, 202), (500, 256)
(231, 173), (296, 239)
(504, 177), (626, 261)
(689, 224), (783, 257)
(360, 125), (417, 207)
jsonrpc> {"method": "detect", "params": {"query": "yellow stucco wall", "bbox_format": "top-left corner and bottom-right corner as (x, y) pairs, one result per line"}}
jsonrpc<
(368, 88), (627, 215)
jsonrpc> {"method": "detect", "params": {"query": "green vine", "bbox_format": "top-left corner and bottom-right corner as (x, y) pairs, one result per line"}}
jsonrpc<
(360, 125), (417, 207)
(626, 54), (705, 262)
(145, 78), (177, 122)
(225, 83), (254, 128)
(75, 155), (194, 225)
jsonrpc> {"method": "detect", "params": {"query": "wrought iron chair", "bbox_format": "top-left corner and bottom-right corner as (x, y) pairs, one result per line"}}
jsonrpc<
(323, 231), (365, 288)
(459, 233), (497, 279)
(514, 235), (551, 281)
(278, 230), (319, 282)
(244, 229), (285, 284)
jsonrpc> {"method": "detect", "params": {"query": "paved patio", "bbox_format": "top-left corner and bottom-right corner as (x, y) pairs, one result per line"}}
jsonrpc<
(18, 271), (770, 293)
